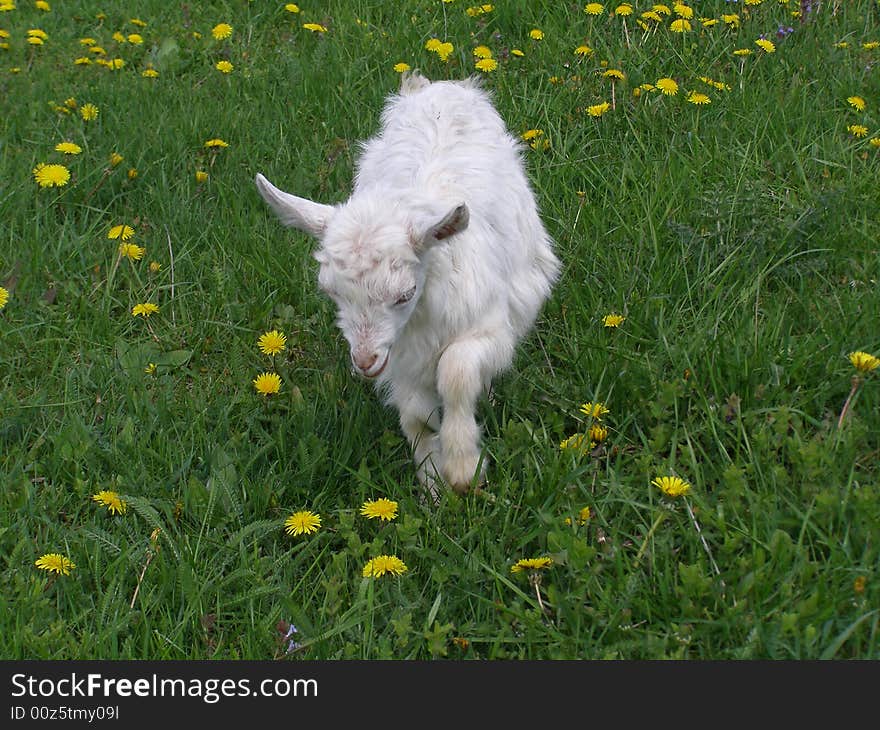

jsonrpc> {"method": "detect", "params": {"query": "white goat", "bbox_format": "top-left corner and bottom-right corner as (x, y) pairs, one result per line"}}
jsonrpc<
(256, 71), (560, 496)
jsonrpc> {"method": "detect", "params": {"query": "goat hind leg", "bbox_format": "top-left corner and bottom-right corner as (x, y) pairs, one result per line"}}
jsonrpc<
(397, 388), (443, 498)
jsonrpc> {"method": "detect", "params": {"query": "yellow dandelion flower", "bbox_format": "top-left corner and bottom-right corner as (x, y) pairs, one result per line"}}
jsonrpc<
(687, 91), (711, 104)
(849, 351), (880, 373)
(35, 553), (76, 576)
(108, 224), (134, 240)
(529, 29), (544, 40)
(109, 151), (124, 167)
(511, 48), (524, 57)
(473, 45), (493, 59)
(112, 31), (126, 44)
(755, 38), (776, 53)
(149, 261), (162, 273)
(362, 555), (408, 578)
(35, 0), (50, 9)
(253, 372), (282, 395)
(579, 401), (610, 419)
(195, 170), (209, 183)
(204, 138), (229, 149)
(211, 23), (233, 40)
(130, 18), (147, 27)
(132, 302), (159, 317)
(284, 510), (321, 536)
(127, 34), (143, 44)
(587, 102), (611, 117)
(847, 96), (866, 112)
(584, 3), (605, 15)
(721, 13), (740, 27)
(285, 4), (300, 12)
(564, 506), (592, 526)
(847, 124), (868, 138)
(869, 138), (880, 148)
(74, 57), (92, 65)
(434, 41), (454, 61)
(302, 22), (328, 33)
(574, 45), (593, 57)
(699, 76), (730, 91)
(257, 329), (287, 356)
(141, 67), (160, 77)
(670, 18), (691, 32)
(522, 129), (548, 150)
(54, 141), (82, 155)
(653, 3), (671, 15)
(701, 17), (718, 27)
(652, 475), (691, 497)
(0, 286), (9, 310)
(359, 498), (399, 521)
(127, 168), (138, 179)
(862, 42), (879, 50)
(145, 362), (157, 375)
(673, 3), (693, 17)
(80, 103), (99, 121)
(588, 423), (608, 443)
(602, 68), (625, 80)
(215, 60), (233, 73)
(656, 78), (678, 96)
(559, 432), (592, 452)
(33, 163), (70, 188)
(614, 4), (633, 16)
(393, 62), (410, 73)
(511, 557), (552, 573)
(475, 57), (497, 72)
(92, 490), (127, 515)
(602, 312), (626, 327)
(79, 37), (96, 46)
(733, 48), (752, 57)
(27, 36), (44, 46)
(119, 243), (145, 261)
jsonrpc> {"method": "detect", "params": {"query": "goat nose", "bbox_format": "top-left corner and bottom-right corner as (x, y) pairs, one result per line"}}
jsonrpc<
(353, 352), (378, 372)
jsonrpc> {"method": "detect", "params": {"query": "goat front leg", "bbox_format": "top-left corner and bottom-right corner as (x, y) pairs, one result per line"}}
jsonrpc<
(436, 334), (513, 493)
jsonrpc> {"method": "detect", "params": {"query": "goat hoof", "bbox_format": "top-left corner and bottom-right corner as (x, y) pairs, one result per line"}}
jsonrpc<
(442, 455), (486, 495)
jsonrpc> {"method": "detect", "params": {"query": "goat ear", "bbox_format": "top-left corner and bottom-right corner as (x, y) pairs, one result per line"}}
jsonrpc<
(410, 202), (469, 249)
(255, 173), (334, 238)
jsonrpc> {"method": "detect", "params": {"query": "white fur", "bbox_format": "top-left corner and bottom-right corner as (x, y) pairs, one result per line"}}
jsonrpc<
(256, 72), (560, 496)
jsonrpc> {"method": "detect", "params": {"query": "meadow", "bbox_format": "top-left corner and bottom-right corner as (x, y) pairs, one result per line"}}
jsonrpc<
(1, 0), (878, 660)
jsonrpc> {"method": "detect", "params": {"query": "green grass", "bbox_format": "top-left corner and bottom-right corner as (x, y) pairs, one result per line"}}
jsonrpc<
(1, 0), (879, 660)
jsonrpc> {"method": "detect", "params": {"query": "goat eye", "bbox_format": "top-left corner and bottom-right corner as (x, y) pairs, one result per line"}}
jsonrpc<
(394, 287), (416, 306)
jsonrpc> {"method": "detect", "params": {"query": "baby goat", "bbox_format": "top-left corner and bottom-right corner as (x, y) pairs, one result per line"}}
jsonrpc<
(256, 71), (560, 496)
